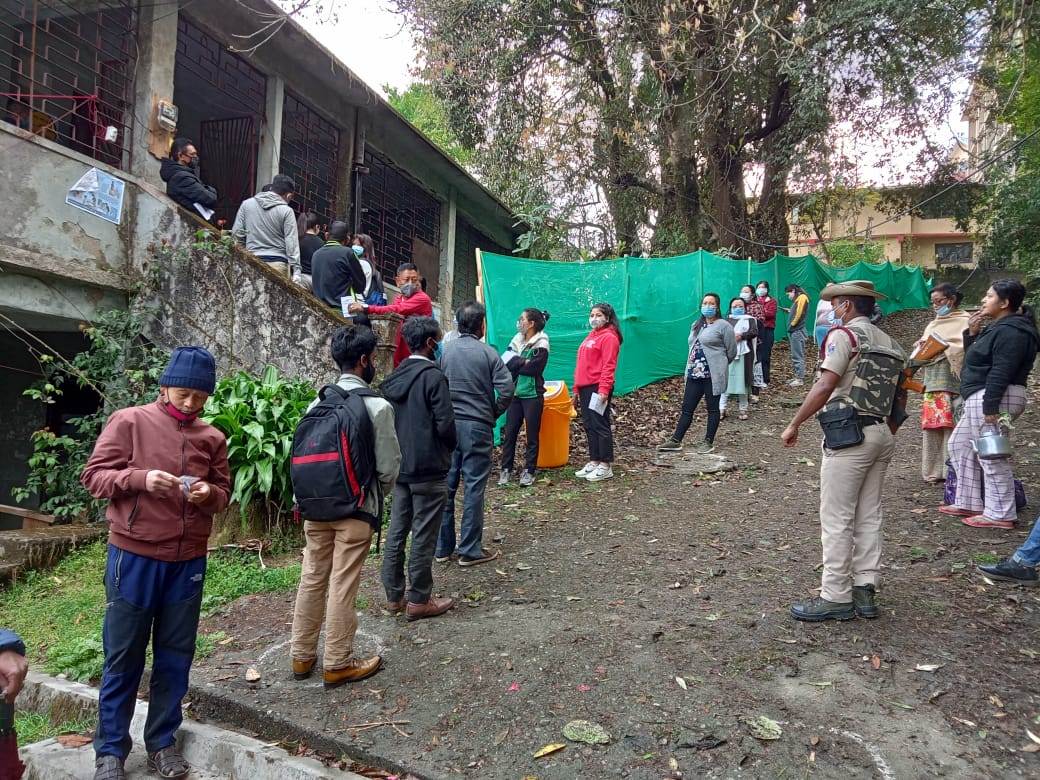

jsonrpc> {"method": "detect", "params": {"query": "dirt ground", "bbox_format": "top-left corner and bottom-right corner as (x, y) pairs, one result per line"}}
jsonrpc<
(193, 312), (1040, 779)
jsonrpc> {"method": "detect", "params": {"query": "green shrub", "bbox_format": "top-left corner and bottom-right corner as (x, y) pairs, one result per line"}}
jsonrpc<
(46, 636), (106, 681)
(202, 366), (315, 528)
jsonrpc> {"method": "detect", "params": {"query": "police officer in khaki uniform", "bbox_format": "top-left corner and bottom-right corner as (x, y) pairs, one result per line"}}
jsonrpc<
(781, 281), (905, 622)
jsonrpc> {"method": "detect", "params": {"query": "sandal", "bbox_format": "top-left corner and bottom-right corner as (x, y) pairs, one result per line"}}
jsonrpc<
(738, 412), (749, 421)
(147, 747), (190, 779)
(94, 755), (127, 780)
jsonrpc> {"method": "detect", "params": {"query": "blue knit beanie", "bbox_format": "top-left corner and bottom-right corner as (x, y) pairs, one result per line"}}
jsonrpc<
(160, 346), (216, 393)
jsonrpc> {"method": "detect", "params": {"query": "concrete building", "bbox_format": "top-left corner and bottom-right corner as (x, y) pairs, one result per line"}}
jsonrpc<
(786, 188), (980, 269)
(0, 0), (521, 525)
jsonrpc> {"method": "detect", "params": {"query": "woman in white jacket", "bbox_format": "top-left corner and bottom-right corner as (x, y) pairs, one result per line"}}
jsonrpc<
(720, 296), (759, 421)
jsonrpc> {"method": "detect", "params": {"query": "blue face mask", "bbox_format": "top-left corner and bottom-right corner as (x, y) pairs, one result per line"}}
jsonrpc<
(432, 340), (443, 360)
(740, 291), (752, 301)
(731, 307), (745, 316)
(935, 305), (951, 317)
(351, 244), (364, 257)
(701, 305), (717, 318)
(756, 287), (768, 297)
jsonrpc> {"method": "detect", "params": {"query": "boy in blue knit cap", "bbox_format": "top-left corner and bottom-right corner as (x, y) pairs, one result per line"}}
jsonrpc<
(82, 346), (231, 780)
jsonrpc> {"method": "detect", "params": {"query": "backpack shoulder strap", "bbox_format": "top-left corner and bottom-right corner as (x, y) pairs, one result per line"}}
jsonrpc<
(821, 324), (858, 355)
(319, 383), (378, 402)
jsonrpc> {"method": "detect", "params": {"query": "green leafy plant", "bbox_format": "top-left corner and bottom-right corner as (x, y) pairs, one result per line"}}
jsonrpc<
(202, 366), (315, 528)
(14, 712), (97, 748)
(13, 310), (170, 520)
(46, 636), (106, 682)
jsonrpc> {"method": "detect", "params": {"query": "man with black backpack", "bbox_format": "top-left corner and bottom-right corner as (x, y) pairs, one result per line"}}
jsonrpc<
(289, 325), (400, 688)
(379, 316), (457, 620)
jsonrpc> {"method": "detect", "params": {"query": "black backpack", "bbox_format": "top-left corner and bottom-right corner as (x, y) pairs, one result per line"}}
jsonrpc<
(291, 384), (379, 529)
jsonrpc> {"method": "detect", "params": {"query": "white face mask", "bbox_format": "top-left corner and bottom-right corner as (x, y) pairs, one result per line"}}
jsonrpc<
(589, 316), (606, 329)
(756, 287), (767, 297)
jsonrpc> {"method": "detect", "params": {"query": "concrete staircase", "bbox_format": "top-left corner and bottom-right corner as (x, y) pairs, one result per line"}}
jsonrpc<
(0, 525), (107, 587)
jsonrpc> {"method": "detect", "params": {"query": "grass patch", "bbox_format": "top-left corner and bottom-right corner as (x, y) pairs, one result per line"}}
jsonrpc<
(0, 539), (301, 681)
(973, 552), (999, 565)
(14, 711), (97, 748)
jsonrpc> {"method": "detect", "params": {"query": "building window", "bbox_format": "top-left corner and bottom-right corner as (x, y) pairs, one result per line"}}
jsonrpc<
(935, 242), (973, 266)
(280, 92), (338, 226)
(360, 149), (441, 280)
(0, 0), (137, 169)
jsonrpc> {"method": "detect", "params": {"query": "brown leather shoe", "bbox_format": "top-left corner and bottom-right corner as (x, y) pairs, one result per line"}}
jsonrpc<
(405, 596), (454, 622)
(323, 655), (383, 689)
(292, 658), (315, 680)
(385, 599), (405, 613)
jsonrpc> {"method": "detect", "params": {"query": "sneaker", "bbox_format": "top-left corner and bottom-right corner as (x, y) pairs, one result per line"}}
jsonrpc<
(434, 553), (454, 564)
(519, 470), (535, 487)
(787, 378), (805, 387)
(977, 558), (1040, 585)
(458, 548), (501, 567)
(851, 584), (878, 619)
(657, 438), (683, 452)
(750, 395), (760, 404)
(790, 596), (856, 622)
(497, 469), (511, 486)
(586, 464), (614, 482)
(575, 461), (596, 478)
(962, 514), (1015, 530)
(693, 441), (715, 455)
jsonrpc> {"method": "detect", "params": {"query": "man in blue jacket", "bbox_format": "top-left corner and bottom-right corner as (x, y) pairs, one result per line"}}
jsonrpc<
(378, 316), (457, 620)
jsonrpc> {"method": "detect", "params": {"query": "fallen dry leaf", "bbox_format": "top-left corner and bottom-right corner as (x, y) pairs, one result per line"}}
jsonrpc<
(871, 655), (881, 670)
(914, 663), (943, 672)
(57, 733), (92, 747)
(533, 743), (566, 758)
(245, 668), (261, 682)
(675, 676), (688, 690)
(989, 694), (1004, 708)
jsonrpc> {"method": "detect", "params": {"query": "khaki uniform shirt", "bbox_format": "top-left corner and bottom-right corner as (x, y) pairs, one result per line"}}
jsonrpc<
(818, 316), (870, 402)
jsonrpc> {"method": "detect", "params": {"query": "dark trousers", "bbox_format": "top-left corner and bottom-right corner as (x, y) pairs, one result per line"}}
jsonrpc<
(759, 326), (775, 385)
(381, 479), (449, 604)
(577, 385), (614, 462)
(671, 377), (720, 444)
(500, 395), (545, 474)
(95, 545), (205, 760)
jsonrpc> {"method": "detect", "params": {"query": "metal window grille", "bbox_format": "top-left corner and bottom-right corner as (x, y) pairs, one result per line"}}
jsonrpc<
(360, 148), (441, 281)
(280, 91), (338, 227)
(0, 0), (137, 169)
(175, 16), (267, 118)
(935, 242), (974, 267)
(453, 220), (511, 310)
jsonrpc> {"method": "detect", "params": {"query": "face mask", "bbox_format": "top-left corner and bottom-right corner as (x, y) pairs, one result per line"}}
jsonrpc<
(589, 316), (606, 329)
(165, 401), (198, 423)
(731, 307), (745, 317)
(189, 155), (200, 170)
(362, 361), (377, 384)
(517, 320), (528, 333)
(400, 283), (418, 297)
(432, 340), (443, 360)
(831, 304), (845, 326)
(701, 305), (717, 318)
(352, 244), (364, 257)
(740, 291), (752, 301)
(935, 304), (951, 317)
(756, 287), (767, 296)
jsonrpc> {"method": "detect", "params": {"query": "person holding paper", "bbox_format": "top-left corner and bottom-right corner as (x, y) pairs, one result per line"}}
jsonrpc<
(573, 303), (622, 482)
(657, 293), (737, 455)
(498, 308), (551, 487)
(160, 137), (217, 223)
(311, 220), (367, 313)
(349, 263), (433, 367)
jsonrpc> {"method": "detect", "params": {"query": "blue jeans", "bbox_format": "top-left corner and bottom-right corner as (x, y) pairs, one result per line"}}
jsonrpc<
(437, 419), (493, 559)
(95, 546), (206, 759)
(789, 326), (807, 379)
(1013, 518), (1040, 567)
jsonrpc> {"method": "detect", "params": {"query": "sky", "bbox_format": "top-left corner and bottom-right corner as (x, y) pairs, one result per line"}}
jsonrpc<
(293, 1), (417, 94)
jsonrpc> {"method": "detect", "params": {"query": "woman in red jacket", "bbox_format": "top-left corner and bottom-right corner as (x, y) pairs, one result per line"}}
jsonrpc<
(753, 280), (778, 388)
(573, 302), (622, 482)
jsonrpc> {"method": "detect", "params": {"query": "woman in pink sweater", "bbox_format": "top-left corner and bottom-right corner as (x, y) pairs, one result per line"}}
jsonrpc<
(573, 302), (622, 482)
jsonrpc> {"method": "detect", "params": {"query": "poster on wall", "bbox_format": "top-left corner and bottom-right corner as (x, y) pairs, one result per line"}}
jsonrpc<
(66, 167), (125, 225)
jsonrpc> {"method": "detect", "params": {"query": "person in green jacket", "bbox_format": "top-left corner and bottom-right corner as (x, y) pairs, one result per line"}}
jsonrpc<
(498, 308), (551, 487)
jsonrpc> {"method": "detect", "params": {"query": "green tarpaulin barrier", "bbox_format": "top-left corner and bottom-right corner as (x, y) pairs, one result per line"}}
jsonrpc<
(479, 250), (931, 397)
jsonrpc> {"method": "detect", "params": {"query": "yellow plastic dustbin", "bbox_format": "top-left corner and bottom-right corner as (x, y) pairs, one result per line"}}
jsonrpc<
(536, 380), (577, 469)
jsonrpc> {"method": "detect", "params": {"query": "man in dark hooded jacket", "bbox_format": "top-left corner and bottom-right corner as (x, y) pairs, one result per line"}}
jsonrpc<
(378, 316), (457, 621)
(159, 138), (217, 220)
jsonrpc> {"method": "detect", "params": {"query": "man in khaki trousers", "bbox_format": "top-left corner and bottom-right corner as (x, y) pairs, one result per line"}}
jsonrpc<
(290, 325), (400, 688)
(780, 280), (904, 622)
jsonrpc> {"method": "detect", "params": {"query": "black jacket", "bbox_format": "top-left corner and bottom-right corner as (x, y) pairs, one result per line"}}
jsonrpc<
(159, 158), (217, 212)
(311, 243), (368, 308)
(299, 233), (324, 275)
(379, 357), (457, 483)
(961, 313), (1040, 414)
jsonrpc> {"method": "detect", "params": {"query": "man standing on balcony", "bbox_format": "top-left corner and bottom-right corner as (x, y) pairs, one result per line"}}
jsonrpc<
(160, 137), (218, 223)
(231, 174), (301, 280)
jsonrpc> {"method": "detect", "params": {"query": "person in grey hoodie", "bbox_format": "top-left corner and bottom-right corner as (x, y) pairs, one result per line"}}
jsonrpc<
(231, 174), (301, 280)
(378, 316), (457, 621)
(657, 292), (737, 455)
(435, 301), (515, 567)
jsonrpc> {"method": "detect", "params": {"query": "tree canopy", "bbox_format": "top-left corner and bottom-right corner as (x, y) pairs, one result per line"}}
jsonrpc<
(389, 0), (984, 259)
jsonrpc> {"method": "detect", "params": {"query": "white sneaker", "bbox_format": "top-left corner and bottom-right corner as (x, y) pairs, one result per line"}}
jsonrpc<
(575, 461), (596, 478)
(585, 464), (614, 482)
(787, 378), (804, 387)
